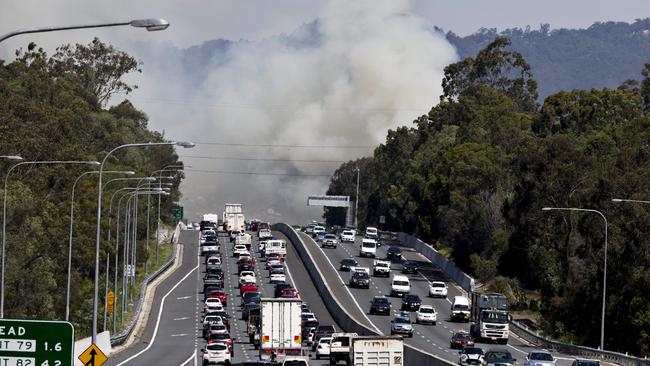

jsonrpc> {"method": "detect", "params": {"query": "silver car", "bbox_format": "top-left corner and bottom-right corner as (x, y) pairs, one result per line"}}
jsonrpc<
(524, 351), (555, 366)
(390, 311), (413, 337)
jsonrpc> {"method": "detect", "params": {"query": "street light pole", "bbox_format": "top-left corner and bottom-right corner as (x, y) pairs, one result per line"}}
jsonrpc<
(354, 167), (360, 230)
(91, 141), (193, 342)
(542, 206), (608, 350)
(66, 169), (133, 322)
(0, 18), (170, 43)
(1, 159), (100, 319)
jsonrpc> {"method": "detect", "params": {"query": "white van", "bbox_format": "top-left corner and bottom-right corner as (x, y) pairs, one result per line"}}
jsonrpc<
(365, 227), (378, 239)
(451, 296), (471, 322)
(390, 275), (411, 297)
(360, 238), (377, 258)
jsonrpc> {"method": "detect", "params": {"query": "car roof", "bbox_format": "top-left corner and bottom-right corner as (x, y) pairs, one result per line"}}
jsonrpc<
(393, 275), (409, 281)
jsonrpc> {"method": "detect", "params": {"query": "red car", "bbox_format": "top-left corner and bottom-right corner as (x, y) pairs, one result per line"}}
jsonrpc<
(450, 331), (475, 349)
(240, 282), (258, 294)
(207, 334), (234, 353)
(207, 290), (228, 307)
(280, 287), (299, 298)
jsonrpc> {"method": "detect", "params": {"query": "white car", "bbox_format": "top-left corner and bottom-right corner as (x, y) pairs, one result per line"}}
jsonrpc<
(270, 273), (286, 284)
(415, 305), (437, 325)
(340, 230), (356, 242)
(206, 256), (221, 266)
(233, 245), (249, 257)
(359, 238), (377, 258)
(301, 312), (317, 322)
(459, 347), (484, 366)
(315, 336), (332, 360)
(202, 342), (231, 365)
(524, 351), (556, 366)
(204, 298), (224, 314)
(239, 271), (256, 285)
(203, 315), (224, 327)
(429, 281), (448, 298)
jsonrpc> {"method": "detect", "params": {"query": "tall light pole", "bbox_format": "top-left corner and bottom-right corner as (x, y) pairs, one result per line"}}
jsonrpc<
(66, 169), (134, 321)
(0, 156), (23, 161)
(542, 206), (608, 350)
(354, 167), (360, 230)
(0, 18), (169, 43)
(1, 159), (100, 318)
(151, 165), (184, 267)
(91, 141), (193, 342)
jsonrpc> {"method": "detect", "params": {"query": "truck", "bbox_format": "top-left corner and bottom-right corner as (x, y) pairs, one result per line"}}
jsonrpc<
(329, 332), (358, 365)
(469, 292), (509, 344)
(259, 298), (303, 363)
(264, 239), (287, 258)
(236, 232), (253, 249)
(350, 336), (404, 366)
(223, 203), (245, 232)
(373, 260), (391, 277)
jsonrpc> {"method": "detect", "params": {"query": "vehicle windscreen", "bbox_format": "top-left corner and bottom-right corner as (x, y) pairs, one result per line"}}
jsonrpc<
(431, 283), (445, 288)
(394, 280), (409, 286)
(332, 336), (351, 347)
(353, 272), (369, 279)
(304, 320), (319, 328)
(395, 317), (410, 324)
(325, 234), (336, 239)
(283, 361), (308, 366)
(486, 352), (513, 363)
(453, 304), (470, 311)
(374, 298), (388, 304)
(481, 311), (509, 323)
(206, 343), (228, 351)
(317, 326), (335, 333)
(363, 242), (375, 248)
(343, 231), (354, 235)
(464, 348), (483, 355)
(419, 307), (434, 313)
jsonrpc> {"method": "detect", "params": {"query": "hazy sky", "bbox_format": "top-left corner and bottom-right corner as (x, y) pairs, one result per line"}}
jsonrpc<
(1, 0), (648, 223)
(1, 0), (647, 52)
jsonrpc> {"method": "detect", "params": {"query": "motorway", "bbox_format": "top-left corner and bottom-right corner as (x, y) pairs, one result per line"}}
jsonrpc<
(107, 228), (338, 366)
(295, 231), (585, 366)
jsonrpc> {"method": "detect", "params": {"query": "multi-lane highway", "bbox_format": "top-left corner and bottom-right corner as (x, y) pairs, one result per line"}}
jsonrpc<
(295, 231), (594, 366)
(107, 228), (340, 366)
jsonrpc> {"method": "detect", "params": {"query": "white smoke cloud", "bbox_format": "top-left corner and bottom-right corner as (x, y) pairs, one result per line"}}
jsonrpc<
(129, 0), (460, 223)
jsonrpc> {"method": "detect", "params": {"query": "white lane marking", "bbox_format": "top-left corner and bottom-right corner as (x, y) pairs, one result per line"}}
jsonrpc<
(302, 233), (384, 335)
(116, 262), (199, 365)
(177, 296), (192, 300)
(179, 349), (196, 366)
(171, 333), (189, 337)
(173, 317), (190, 321)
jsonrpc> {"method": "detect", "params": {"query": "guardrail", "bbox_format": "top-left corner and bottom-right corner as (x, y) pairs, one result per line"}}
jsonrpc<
(273, 223), (455, 366)
(393, 231), (650, 366)
(109, 222), (182, 346)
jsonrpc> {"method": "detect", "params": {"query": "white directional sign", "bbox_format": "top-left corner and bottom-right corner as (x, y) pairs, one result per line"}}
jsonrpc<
(307, 195), (350, 207)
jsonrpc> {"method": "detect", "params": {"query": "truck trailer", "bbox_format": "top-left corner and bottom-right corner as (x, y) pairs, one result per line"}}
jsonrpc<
(259, 298), (303, 363)
(350, 336), (404, 366)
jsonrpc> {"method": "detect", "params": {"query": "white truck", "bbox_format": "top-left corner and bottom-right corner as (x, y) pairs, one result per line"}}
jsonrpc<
(360, 238), (378, 258)
(265, 239), (287, 258)
(236, 232), (253, 249)
(224, 203), (245, 232)
(259, 298), (303, 362)
(350, 336), (404, 366)
(372, 260), (391, 277)
(330, 332), (358, 365)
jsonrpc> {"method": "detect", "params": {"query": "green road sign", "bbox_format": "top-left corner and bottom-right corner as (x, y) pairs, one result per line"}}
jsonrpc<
(0, 319), (74, 366)
(171, 206), (183, 221)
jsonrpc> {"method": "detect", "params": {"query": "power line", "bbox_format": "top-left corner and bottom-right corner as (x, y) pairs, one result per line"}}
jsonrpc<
(179, 155), (344, 163)
(185, 168), (331, 177)
(193, 142), (374, 149)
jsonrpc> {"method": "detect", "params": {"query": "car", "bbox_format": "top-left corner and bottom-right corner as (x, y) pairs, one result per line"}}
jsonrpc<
(314, 337), (332, 360)
(270, 273), (286, 284)
(450, 331), (475, 349)
(349, 270), (370, 289)
(372, 260), (391, 277)
(321, 233), (338, 248)
(312, 325), (336, 350)
(206, 255), (222, 267)
(233, 245), (249, 257)
(208, 333), (235, 354)
(281, 357), (309, 366)
(369, 296), (391, 315)
(239, 271), (256, 285)
(315, 232), (326, 242)
(359, 238), (377, 257)
(210, 310), (232, 331)
(242, 302), (261, 321)
(301, 319), (319, 345)
(390, 275), (411, 297)
(459, 347), (484, 366)
(204, 269), (224, 282)
(365, 226), (379, 239)
(280, 287), (299, 298)
(201, 341), (231, 365)
(269, 263), (285, 272)
(207, 290), (228, 307)
(301, 303), (311, 313)
(390, 311), (413, 337)
(204, 298), (224, 314)
(266, 258), (282, 269)
(415, 305), (437, 325)
(571, 360), (600, 366)
(229, 230), (241, 241)
(401, 260), (419, 274)
(204, 323), (229, 339)
(203, 315), (225, 327)
(301, 312), (317, 324)
(429, 281), (448, 298)
(483, 349), (516, 366)
(241, 291), (261, 306)
(240, 282), (258, 294)
(386, 246), (402, 260)
(339, 258), (358, 271)
(312, 225), (326, 238)
(274, 282), (293, 297)
(524, 351), (556, 366)
(401, 294), (422, 311)
(340, 230), (355, 242)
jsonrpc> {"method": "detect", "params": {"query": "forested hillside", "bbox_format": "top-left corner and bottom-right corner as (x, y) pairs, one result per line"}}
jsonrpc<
(324, 38), (650, 355)
(0, 39), (183, 337)
(446, 18), (650, 98)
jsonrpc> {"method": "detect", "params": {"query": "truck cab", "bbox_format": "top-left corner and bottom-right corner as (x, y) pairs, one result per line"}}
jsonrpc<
(470, 292), (509, 344)
(329, 332), (358, 365)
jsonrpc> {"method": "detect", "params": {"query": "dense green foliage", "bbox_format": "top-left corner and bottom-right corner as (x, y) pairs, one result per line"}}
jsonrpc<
(447, 18), (650, 99)
(0, 39), (183, 337)
(325, 38), (650, 355)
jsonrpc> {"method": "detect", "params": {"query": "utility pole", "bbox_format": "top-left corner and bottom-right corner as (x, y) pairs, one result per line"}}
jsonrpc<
(354, 167), (360, 230)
